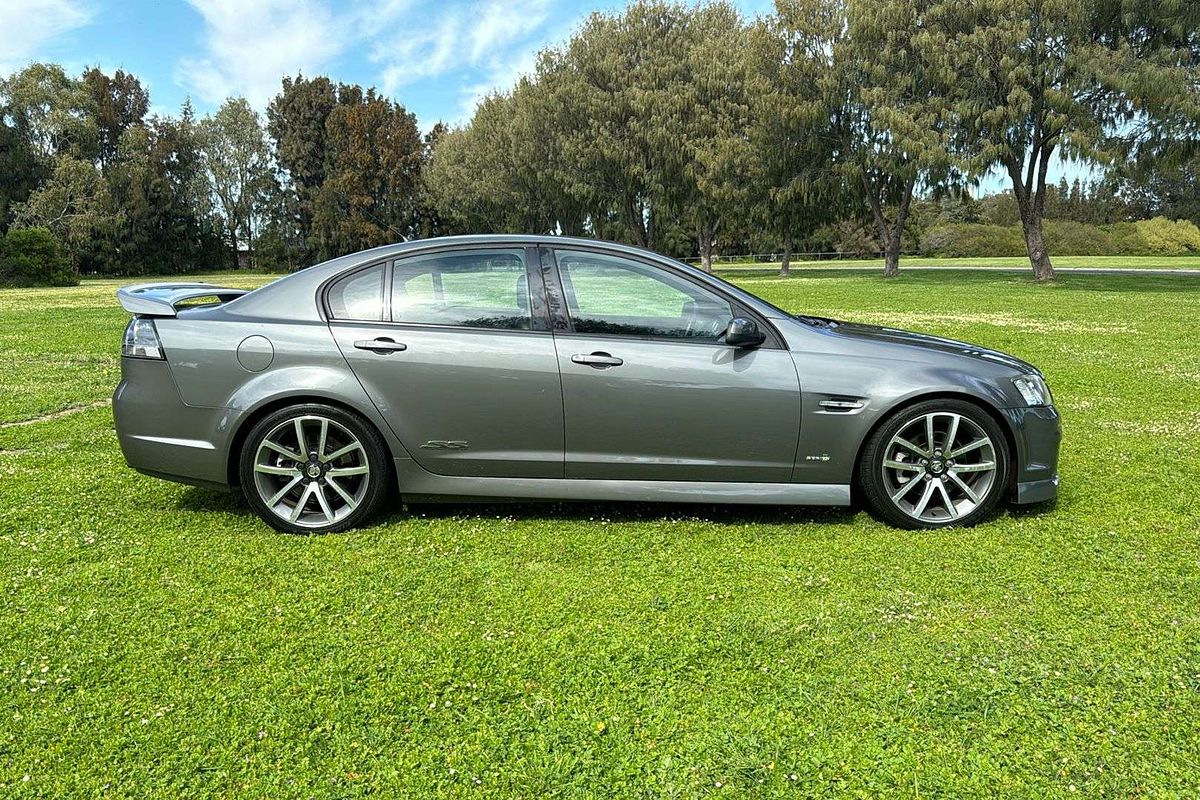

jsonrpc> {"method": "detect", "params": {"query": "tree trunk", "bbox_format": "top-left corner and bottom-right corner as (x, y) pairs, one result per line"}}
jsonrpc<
(1004, 153), (1057, 282)
(1019, 212), (1056, 281)
(780, 236), (793, 277)
(698, 227), (715, 273)
(882, 235), (901, 278)
(864, 174), (914, 278)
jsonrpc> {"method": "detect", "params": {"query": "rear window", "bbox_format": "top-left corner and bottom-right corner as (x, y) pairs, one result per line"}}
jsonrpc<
(391, 249), (532, 330)
(327, 264), (385, 321)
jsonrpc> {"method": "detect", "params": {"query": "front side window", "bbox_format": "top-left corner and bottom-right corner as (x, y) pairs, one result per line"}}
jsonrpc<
(327, 263), (385, 321)
(391, 249), (532, 330)
(555, 250), (733, 341)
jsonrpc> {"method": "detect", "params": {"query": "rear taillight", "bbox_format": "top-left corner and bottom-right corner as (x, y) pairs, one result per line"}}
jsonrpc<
(122, 317), (164, 359)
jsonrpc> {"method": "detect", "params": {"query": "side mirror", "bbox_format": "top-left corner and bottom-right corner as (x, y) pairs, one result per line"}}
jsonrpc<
(725, 317), (766, 348)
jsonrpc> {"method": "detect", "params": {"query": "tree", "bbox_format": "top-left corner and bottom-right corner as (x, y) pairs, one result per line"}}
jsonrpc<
(82, 68), (149, 167)
(747, 14), (845, 276)
(778, 0), (953, 278)
(911, 0), (1200, 281)
(0, 226), (75, 286)
(311, 89), (423, 255)
(0, 63), (96, 163)
(199, 98), (273, 267)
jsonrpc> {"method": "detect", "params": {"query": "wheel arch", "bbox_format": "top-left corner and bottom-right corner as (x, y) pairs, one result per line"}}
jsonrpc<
(850, 390), (1020, 498)
(226, 394), (397, 486)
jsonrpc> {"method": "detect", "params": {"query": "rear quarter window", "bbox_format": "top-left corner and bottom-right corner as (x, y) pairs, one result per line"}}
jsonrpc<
(327, 264), (386, 321)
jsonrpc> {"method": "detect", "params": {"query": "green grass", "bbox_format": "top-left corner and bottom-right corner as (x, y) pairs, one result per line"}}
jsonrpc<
(3, 270), (1200, 797)
(715, 254), (1200, 271)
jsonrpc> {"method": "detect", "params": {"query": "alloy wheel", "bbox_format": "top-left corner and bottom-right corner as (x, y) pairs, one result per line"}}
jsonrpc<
(880, 411), (998, 524)
(251, 414), (371, 529)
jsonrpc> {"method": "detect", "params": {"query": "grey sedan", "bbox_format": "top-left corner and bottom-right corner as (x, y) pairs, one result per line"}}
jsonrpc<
(114, 235), (1060, 533)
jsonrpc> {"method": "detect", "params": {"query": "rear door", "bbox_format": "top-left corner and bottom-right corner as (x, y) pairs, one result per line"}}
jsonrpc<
(545, 247), (801, 482)
(326, 246), (564, 478)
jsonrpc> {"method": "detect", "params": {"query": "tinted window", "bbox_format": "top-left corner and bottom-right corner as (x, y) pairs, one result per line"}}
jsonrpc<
(327, 263), (385, 321)
(556, 250), (733, 341)
(391, 249), (532, 330)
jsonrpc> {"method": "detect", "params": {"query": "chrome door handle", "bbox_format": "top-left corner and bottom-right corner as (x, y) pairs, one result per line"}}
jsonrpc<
(354, 338), (407, 354)
(571, 352), (623, 368)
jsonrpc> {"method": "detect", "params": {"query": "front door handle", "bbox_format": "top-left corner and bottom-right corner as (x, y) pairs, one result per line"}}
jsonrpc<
(354, 337), (408, 354)
(571, 352), (623, 368)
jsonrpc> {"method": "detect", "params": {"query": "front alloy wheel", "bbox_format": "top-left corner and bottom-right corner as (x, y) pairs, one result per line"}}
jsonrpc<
(239, 404), (391, 533)
(860, 399), (1010, 529)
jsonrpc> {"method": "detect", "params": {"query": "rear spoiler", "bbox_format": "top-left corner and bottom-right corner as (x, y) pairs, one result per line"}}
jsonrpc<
(116, 282), (250, 316)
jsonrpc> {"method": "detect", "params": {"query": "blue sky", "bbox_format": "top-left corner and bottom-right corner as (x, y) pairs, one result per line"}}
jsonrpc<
(1, 0), (1087, 192)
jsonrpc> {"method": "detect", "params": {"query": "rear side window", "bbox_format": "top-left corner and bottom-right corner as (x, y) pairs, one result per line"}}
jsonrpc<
(327, 263), (385, 321)
(391, 249), (532, 330)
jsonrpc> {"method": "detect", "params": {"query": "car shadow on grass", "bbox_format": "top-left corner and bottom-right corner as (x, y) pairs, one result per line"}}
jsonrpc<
(400, 498), (860, 527)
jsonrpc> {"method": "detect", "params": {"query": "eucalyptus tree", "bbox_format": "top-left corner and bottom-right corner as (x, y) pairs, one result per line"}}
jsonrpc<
(747, 14), (844, 276)
(199, 98), (273, 267)
(903, 0), (1200, 281)
(776, 0), (952, 277)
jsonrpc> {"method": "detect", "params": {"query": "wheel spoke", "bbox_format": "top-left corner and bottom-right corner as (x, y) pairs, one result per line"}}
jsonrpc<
(953, 460), (995, 473)
(892, 437), (929, 458)
(263, 440), (303, 461)
(891, 477), (924, 503)
(322, 441), (363, 463)
(313, 483), (335, 522)
(268, 475), (303, 505)
(325, 476), (357, 508)
(949, 437), (988, 458)
(925, 414), (936, 452)
(327, 465), (368, 477)
(255, 464), (300, 476)
(294, 418), (308, 456)
(936, 479), (958, 518)
(290, 483), (316, 522)
(945, 414), (961, 453)
(913, 480), (937, 517)
(317, 418), (329, 460)
(948, 472), (980, 503)
(884, 459), (923, 472)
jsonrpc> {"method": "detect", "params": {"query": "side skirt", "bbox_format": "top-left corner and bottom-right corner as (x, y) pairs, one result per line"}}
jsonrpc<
(394, 459), (850, 506)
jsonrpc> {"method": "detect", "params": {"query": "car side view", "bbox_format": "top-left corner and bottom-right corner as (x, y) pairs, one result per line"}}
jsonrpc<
(113, 235), (1060, 533)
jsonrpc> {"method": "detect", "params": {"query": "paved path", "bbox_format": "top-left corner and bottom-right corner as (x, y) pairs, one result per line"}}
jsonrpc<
(715, 265), (1200, 276)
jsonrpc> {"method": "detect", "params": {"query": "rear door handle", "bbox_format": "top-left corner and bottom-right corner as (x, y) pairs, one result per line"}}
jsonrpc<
(571, 352), (623, 368)
(354, 337), (408, 354)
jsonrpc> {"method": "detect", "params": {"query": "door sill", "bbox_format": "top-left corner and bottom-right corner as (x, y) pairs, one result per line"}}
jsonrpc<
(395, 460), (849, 506)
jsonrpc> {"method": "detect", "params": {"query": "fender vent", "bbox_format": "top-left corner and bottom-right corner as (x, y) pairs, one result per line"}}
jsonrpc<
(816, 396), (866, 413)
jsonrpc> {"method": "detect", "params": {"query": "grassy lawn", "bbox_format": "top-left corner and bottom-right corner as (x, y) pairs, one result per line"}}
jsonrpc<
(2, 270), (1199, 797)
(714, 254), (1200, 271)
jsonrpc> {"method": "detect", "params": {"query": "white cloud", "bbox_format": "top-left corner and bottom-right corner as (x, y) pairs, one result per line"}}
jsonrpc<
(177, 0), (347, 108)
(375, 0), (551, 96)
(0, 0), (93, 74)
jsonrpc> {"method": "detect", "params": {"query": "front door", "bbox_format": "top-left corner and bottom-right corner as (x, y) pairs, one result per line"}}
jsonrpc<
(327, 247), (564, 478)
(547, 247), (801, 482)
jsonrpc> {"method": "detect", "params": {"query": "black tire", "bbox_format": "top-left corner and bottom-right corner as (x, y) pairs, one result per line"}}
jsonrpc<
(858, 399), (1011, 530)
(238, 403), (393, 534)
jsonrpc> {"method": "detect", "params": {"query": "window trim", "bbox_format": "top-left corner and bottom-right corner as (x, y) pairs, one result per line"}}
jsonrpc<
(319, 243), (549, 334)
(543, 246), (784, 349)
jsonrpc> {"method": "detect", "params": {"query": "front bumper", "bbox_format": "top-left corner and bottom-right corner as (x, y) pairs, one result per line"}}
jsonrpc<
(1002, 404), (1061, 505)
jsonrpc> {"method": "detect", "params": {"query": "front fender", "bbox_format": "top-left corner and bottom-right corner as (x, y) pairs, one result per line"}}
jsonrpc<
(790, 352), (1015, 484)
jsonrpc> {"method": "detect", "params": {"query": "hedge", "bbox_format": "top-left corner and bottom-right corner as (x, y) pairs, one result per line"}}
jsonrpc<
(0, 227), (79, 287)
(919, 217), (1200, 258)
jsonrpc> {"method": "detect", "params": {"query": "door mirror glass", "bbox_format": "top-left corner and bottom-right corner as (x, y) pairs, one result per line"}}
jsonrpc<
(725, 317), (765, 348)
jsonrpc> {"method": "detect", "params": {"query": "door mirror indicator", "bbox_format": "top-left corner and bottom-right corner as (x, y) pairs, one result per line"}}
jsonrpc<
(725, 317), (766, 349)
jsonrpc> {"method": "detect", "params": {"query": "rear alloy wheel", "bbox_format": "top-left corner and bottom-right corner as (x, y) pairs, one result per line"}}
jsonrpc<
(859, 399), (1010, 529)
(239, 404), (391, 534)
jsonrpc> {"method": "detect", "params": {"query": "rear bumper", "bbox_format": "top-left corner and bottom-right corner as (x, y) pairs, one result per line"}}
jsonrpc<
(1002, 404), (1061, 505)
(113, 357), (232, 487)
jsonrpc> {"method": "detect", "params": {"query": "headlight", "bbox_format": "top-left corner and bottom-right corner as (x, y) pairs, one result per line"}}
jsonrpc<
(122, 317), (164, 359)
(1012, 374), (1051, 406)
